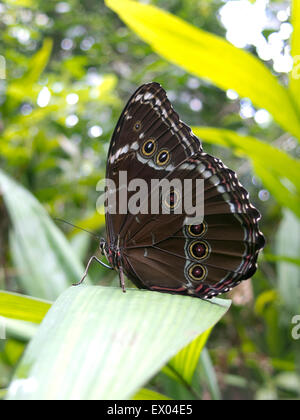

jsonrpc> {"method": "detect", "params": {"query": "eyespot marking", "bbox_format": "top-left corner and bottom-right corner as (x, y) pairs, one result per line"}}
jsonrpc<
(187, 222), (207, 238)
(188, 240), (210, 260)
(133, 121), (142, 132)
(141, 139), (157, 157)
(188, 264), (207, 281)
(156, 149), (170, 166)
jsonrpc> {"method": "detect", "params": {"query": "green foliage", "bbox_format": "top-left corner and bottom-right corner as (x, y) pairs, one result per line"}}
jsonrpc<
(192, 127), (300, 218)
(0, 170), (90, 300)
(6, 286), (230, 400)
(0, 290), (51, 323)
(106, 0), (300, 140)
(163, 329), (212, 386)
(133, 388), (171, 400)
(290, 0), (300, 104)
(0, 0), (299, 401)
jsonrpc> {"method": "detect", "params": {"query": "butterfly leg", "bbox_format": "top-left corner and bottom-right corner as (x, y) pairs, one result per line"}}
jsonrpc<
(73, 255), (113, 286)
(119, 266), (126, 293)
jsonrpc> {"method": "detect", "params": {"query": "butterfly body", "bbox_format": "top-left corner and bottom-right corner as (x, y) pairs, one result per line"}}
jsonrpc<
(95, 82), (265, 299)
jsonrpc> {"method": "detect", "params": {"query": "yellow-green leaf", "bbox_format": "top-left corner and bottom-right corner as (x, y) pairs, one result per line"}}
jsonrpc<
(290, 0), (300, 107)
(133, 388), (171, 400)
(193, 127), (300, 218)
(163, 328), (212, 385)
(106, 0), (300, 140)
(0, 291), (51, 324)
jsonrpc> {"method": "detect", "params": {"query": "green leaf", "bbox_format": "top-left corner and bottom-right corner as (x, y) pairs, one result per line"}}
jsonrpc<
(163, 328), (211, 386)
(133, 388), (171, 400)
(0, 291), (51, 324)
(3, 318), (38, 342)
(199, 348), (221, 401)
(193, 127), (300, 218)
(253, 162), (300, 219)
(69, 232), (91, 262)
(106, 0), (300, 139)
(6, 286), (230, 400)
(276, 210), (300, 313)
(290, 0), (300, 107)
(255, 290), (279, 316)
(0, 170), (90, 300)
(3, 0), (35, 7)
(193, 127), (300, 192)
(263, 253), (300, 267)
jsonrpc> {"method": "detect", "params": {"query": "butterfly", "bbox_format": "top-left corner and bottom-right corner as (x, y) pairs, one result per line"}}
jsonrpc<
(79, 82), (265, 300)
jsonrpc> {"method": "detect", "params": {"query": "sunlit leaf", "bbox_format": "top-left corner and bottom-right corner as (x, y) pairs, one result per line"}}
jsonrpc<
(6, 286), (230, 400)
(106, 0), (300, 140)
(71, 211), (105, 239)
(193, 127), (300, 218)
(290, 0), (300, 107)
(0, 290), (51, 324)
(163, 328), (211, 385)
(193, 127), (300, 192)
(133, 388), (171, 400)
(3, 0), (35, 7)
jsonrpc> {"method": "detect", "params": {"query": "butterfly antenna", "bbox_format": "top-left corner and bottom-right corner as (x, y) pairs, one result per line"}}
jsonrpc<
(54, 218), (101, 241)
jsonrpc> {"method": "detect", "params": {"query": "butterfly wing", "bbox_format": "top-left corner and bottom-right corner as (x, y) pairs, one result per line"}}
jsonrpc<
(123, 152), (265, 298)
(105, 82), (201, 247)
(105, 83), (265, 298)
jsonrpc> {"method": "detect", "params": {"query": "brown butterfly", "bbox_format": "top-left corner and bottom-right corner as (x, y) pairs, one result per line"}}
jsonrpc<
(78, 82), (265, 300)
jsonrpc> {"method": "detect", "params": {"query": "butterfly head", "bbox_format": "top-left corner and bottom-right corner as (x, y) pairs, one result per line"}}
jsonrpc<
(99, 238), (108, 256)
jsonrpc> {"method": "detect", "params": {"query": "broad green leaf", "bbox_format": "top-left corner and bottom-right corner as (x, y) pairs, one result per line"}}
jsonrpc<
(0, 170), (90, 300)
(0, 291), (51, 324)
(163, 328), (211, 385)
(6, 286), (230, 400)
(290, 0), (300, 107)
(133, 388), (171, 400)
(106, 0), (300, 140)
(276, 210), (300, 313)
(70, 232), (91, 262)
(193, 127), (300, 218)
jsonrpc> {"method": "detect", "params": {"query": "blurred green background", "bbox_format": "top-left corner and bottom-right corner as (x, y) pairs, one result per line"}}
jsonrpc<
(0, 0), (300, 400)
